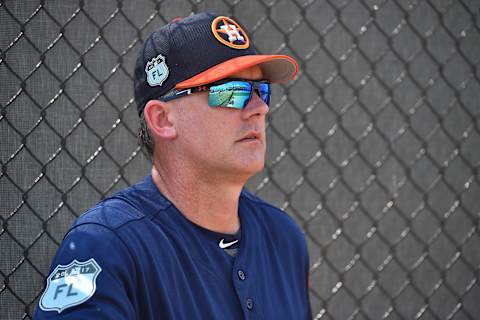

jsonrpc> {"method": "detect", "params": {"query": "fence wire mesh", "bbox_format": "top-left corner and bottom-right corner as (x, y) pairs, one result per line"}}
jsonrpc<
(1, 0), (480, 319)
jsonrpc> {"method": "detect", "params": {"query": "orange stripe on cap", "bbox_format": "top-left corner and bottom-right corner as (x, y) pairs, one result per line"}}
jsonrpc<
(176, 55), (298, 89)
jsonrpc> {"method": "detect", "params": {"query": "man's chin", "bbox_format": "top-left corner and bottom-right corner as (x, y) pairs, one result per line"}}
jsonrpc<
(237, 160), (265, 177)
(219, 160), (264, 181)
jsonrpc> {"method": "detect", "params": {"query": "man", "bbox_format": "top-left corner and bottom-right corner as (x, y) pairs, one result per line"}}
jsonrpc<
(35, 12), (311, 319)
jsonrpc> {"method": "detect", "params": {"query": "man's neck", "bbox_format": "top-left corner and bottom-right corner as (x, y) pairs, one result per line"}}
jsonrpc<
(151, 165), (244, 235)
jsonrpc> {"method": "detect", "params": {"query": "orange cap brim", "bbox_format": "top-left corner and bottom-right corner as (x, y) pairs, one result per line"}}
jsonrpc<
(176, 55), (298, 89)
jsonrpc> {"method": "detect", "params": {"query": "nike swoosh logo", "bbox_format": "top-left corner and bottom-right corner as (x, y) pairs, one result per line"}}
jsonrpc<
(218, 238), (239, 249)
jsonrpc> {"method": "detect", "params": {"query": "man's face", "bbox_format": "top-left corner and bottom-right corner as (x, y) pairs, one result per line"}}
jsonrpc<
(170, 65), (268, 180)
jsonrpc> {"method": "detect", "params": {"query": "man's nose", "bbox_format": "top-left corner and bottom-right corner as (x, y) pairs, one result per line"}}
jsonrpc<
(241, 92), (269, 119)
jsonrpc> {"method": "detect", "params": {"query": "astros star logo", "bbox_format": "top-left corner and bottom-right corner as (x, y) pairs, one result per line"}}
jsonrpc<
(211, 16), (250, 49)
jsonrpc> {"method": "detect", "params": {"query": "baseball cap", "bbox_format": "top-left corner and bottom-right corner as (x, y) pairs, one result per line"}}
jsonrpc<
(134, 11), (298, 115)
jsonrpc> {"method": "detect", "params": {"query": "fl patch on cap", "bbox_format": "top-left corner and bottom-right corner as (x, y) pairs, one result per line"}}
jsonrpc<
(145, 54), (169, 87)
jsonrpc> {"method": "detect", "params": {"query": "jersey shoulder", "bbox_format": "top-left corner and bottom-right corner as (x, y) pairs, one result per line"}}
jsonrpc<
(240, 189), (309, 266)
(71, 176), (170, 233)
(240, 189), (305, 238)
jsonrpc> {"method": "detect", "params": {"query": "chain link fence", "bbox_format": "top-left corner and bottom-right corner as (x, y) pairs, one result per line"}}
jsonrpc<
(1, 0), (479, 319)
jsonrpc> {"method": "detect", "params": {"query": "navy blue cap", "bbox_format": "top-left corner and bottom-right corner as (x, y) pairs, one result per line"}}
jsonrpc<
(134, 11), (298, 115)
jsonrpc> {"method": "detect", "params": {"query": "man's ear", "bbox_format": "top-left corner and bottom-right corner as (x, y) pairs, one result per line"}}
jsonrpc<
(143, 100), (177, 139)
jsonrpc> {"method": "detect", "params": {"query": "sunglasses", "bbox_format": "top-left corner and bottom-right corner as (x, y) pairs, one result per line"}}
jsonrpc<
(159, 79), (271, 109)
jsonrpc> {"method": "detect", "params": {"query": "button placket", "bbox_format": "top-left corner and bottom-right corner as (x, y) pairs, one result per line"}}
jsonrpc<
(238, 269), (246, 281)
(246, 298), (254, 310)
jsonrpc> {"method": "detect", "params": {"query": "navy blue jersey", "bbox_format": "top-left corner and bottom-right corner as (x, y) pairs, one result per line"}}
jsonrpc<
(34, 175), (311, 319)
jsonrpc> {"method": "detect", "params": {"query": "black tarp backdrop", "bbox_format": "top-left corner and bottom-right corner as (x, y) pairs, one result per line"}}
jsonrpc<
(1, 0), (479, 319)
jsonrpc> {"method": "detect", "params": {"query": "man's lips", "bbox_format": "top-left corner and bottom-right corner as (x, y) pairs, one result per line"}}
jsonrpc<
(237, 131), (262, 142)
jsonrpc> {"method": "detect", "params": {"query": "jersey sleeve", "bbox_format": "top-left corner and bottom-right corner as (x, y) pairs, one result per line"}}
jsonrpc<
(33, 223), (137, 319)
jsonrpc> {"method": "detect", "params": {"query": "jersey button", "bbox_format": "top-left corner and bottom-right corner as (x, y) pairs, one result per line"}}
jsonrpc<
(246, 298), (254, 310)
(238, 269), (246, 281)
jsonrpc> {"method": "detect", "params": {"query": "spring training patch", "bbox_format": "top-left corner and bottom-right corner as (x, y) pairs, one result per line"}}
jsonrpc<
(145, 54), (169, 87)
(39, 258), (102, 313)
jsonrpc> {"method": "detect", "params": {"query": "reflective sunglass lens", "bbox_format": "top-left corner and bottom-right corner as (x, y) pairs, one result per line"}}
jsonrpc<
(258, 83), (270, 105)
(208, 81), (271, 109)
(209, 81), (252, 109)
